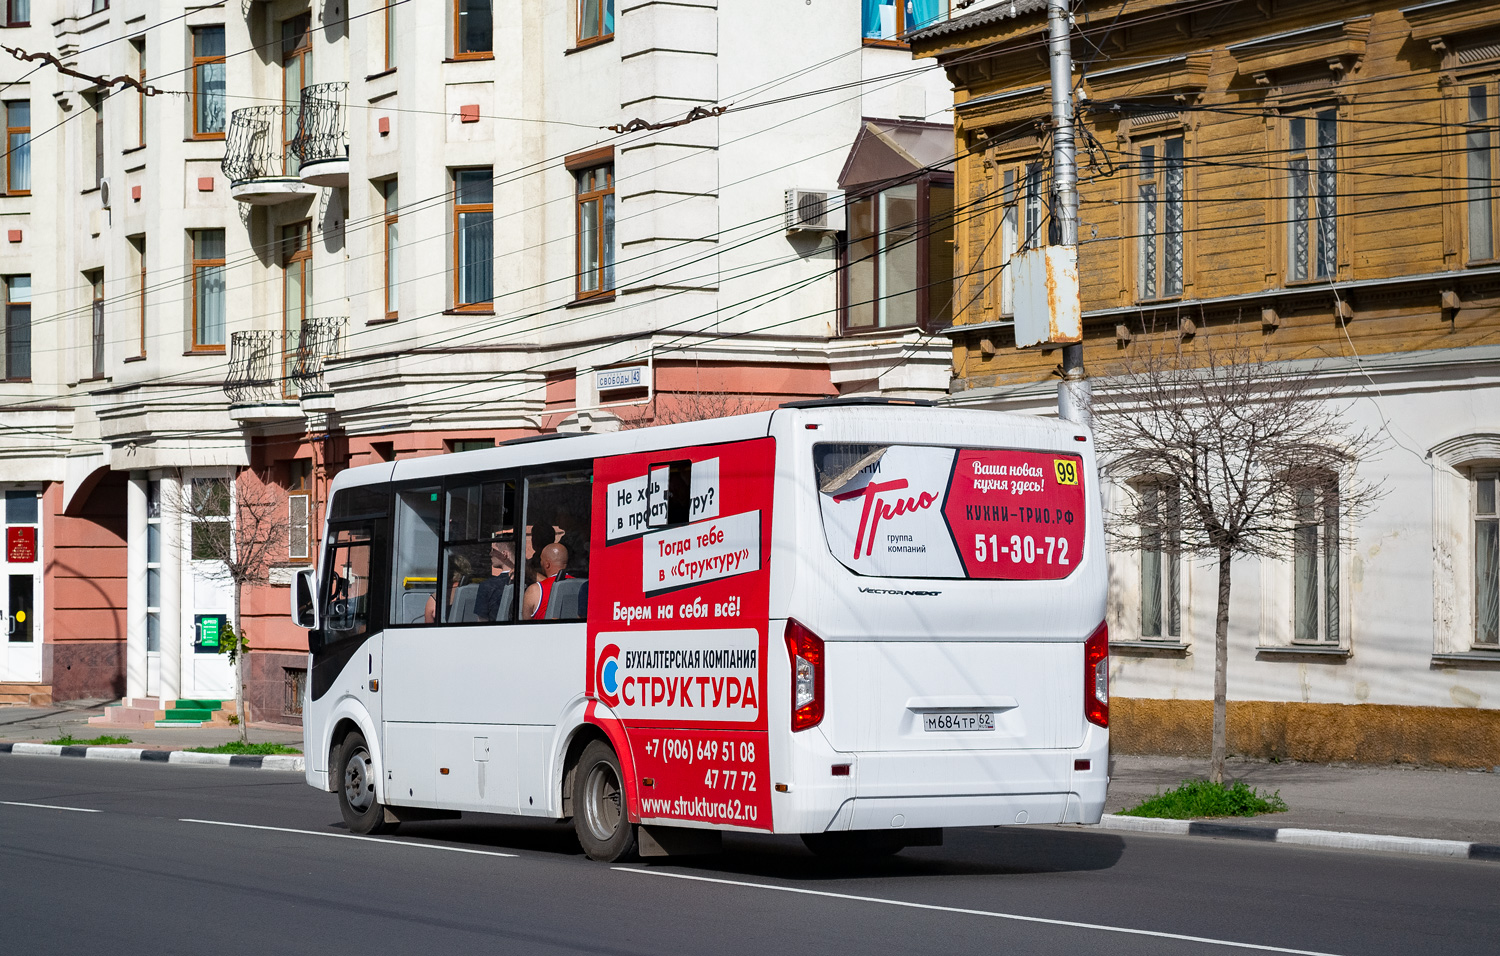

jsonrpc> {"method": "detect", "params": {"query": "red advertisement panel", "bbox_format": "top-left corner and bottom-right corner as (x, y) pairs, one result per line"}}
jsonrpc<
(588, 437), (775, 831)
(944, 449), (1087, 580)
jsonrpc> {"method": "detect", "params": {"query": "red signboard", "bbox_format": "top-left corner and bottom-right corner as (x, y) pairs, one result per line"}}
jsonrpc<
(944, 449), (1087, 580)
(588, 437), (776, 831)
(6, 526), (36, 563)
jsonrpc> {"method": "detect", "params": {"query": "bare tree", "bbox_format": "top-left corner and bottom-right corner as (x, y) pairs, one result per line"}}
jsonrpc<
(169, 472), (291, 743)
(622, 388), (773, 429)
(1090, 333), (1382, 783)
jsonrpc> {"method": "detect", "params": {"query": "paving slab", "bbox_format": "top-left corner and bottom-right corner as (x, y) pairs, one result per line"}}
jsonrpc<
(0, 701), (302, 750)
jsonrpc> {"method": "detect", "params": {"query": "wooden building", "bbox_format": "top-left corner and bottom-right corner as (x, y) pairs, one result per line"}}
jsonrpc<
(912, 0), (1500, 765)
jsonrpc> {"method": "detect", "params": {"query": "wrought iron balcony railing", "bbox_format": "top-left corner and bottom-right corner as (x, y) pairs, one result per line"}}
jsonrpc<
(221, 105), (298, 184)
(224, 317), (346, 406)
(290, 82), (348, 167)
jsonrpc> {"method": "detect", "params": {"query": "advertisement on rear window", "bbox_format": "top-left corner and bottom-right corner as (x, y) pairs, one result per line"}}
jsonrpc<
(814, 443), (1086, 580)
(589, 437), (775, 831)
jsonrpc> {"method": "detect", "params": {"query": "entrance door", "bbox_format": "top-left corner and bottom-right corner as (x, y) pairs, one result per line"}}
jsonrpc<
(184, 477), (233, 699)
(1, 489), (42, 682)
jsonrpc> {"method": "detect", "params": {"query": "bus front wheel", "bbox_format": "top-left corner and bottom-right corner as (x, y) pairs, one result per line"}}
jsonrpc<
(337, 731), (393, 835)
(573, 740), (638, 862)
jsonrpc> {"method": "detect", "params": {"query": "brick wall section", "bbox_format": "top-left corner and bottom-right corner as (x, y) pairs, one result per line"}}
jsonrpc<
(43, 476), (128, 699)
(243, 649), (305, 727)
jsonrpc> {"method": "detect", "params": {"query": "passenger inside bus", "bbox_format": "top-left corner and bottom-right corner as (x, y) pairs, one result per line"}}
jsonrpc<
(425, 553), (472, 624)
(524, 542), (583, 619)
(474, 531), (515, 622)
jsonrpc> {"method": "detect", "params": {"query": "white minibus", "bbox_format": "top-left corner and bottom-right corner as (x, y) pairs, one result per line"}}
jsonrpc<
(293, 399), (1109, 861)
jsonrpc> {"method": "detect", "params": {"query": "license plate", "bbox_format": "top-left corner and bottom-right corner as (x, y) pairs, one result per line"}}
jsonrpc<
(923, 712), (995, 732)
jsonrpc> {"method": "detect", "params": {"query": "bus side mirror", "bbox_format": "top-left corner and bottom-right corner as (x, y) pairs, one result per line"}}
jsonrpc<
(292, 567), (318, 630)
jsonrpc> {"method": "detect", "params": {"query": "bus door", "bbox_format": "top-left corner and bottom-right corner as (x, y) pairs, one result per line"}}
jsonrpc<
(586, 437), (777, 831)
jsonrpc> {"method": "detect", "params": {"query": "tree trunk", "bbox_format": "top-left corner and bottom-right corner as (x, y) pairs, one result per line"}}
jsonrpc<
(232, 583), (249, 744)
(1210, 547), (1232, 785)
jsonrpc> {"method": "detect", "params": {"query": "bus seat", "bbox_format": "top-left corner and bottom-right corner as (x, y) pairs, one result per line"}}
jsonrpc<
(449, 583), (479, 622)
(545, 577), (586, 620)
(401, 587), (434, 624)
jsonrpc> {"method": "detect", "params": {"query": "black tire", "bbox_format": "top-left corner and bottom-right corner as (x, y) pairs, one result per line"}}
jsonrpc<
(337, 731), (393, 835)
(801, 831), (906, 859)
(572, 740), (637, 862)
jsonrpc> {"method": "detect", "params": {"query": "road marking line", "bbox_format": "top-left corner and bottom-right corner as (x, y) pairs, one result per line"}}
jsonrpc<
(179, 819), (518, 858)
(612, 867), (1347, 956)
(1, 800), (102, 813)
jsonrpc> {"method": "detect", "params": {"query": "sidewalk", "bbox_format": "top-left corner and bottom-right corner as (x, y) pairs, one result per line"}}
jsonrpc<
(1105, 754), (1500, 846)
(0, 700), (304, 751)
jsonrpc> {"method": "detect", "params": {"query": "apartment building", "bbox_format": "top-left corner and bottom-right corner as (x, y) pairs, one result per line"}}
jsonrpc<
(913, 0), (1500, 764)
(0, 1), (953, 720)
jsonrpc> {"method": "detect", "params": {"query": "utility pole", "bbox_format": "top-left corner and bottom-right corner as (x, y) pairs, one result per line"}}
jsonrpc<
(1048, 0), (1088, 424)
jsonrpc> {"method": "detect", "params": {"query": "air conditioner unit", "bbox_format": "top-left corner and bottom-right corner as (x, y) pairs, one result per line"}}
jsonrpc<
(99, 177), (112, 209)
(784, 187), (845, 233)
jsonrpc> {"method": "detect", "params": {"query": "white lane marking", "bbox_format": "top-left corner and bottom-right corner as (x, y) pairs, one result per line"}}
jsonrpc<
(612, 867), (1348, 956)
(1, 800), (102, 813)
(179, 819), (518, 858)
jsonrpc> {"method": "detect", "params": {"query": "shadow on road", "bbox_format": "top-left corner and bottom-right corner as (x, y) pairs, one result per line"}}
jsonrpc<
(373, 814), (1127, 880)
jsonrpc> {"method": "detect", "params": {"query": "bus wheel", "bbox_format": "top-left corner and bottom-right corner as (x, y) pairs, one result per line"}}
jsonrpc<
(338, 731), (391, 835)
(573, 741), (638, 862)
(801, 831), (905, 859)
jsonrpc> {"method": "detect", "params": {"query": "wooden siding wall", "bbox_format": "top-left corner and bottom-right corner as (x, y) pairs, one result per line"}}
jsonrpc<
(925, 0), (1500, 392)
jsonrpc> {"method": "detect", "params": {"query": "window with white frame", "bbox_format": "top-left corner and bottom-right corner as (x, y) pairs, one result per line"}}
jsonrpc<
(1135, 135), (1184, 301)
(1476, 470), (1498, 645)
(146, 480), (161, 654)
(996, 160), (1043, 316)
(1292, 478), (1340, 644)
(1138, 479), (1182, 640)
(1286, 108), (1337, 282)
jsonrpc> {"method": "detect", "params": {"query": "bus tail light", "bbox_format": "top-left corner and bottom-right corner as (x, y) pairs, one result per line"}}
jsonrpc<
(1084, 620), (1109, 728)
(784, 619), (824, 732)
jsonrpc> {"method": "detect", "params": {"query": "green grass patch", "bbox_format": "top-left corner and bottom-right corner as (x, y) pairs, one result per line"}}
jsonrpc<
(184, 741), (302, 756)
(1120, 779), (1288, 819)
(47, 735), (133, 746)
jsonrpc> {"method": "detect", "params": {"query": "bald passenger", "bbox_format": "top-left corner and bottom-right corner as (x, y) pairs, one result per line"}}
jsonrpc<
(523, 542), (571, 619)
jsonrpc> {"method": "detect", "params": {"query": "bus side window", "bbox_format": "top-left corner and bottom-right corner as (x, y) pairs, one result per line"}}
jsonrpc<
(323, 525), (375, 641)
(444, 479), (517, 623)
(391, 487), (443, 625)
(521, 469), (592, 621)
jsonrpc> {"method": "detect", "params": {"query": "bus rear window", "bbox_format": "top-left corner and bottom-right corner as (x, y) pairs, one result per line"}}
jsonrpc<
(813, 443), (1085, 580)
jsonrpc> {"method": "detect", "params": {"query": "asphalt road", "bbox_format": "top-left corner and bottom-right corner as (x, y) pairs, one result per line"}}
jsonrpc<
(1, 755), (1494, 956)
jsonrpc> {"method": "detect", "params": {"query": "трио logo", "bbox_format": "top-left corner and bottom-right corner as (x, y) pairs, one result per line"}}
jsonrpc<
(833, 478), (939, 560)
(595, 643), (621, 707)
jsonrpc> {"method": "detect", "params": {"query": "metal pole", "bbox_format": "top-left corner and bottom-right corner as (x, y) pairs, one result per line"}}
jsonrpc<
(1049, 0), (1089, 424)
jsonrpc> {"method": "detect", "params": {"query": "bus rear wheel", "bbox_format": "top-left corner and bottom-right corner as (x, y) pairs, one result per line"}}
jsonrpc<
(337, 731), (393, 835)
(573, 740), (638, 862)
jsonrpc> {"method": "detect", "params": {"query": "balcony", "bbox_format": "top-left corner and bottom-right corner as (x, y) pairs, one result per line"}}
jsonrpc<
(222, 106), (318, 205)
(291, 83), (349, 187)
(224, 317), (346, 422)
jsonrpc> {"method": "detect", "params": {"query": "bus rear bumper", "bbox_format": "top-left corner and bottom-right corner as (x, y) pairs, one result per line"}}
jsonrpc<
(829, 791), (1088, 831)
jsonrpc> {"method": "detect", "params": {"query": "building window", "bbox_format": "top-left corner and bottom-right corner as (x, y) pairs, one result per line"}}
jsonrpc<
(132, 236), (146, 358)
(288, 458), (312, 560)
(283, 221), (312, 394)
(90, 92), (105, 189)
(1466, 86), (1496, 262)
(383, 0), (397, 71)
(191, 229), (226, 350)
(990, 161), (1043, 316)
(3, 274), (29, 381)
(5, 0), (29, 28)
(192, 26), (226, 138)
(1476, 471), (1499, 646)
(454, 0), (492, 58)
(1287, 108), (1336, 282)
(1137, 136), (1184, 301)
(132, 39), (146, 148)
(577, 0), (613, 46)
(1139, 480), (1181, 640)
(91, 0), (107, 12)
(844, 176), (954, 331)
(1293, 479), (1340, 644)
(862, 0), (943, 44)
(283, 667), (306, 717)
(282, 15), (311, 178)
(189, 477), (231, 562)
(575, 163), (615, 298)
(4, 100), (28, 194)
(382, 179), (399, 320)
(146, 480), (161, 654)
(450, 439), (494, 453)
(453, 168), (493, 309)
(88, 270), (104, 379)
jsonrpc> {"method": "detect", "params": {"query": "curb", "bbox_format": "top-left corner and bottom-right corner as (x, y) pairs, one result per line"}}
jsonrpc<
(0, 741), (304, 773)
(1096, 813), (1500, 863)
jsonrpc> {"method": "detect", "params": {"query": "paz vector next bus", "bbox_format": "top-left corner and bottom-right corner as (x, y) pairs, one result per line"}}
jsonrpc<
(291, 400), (1109, 861)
